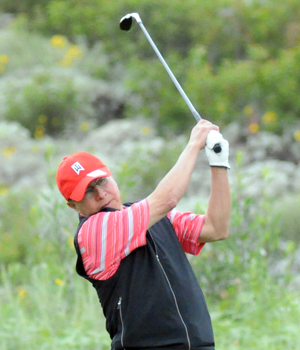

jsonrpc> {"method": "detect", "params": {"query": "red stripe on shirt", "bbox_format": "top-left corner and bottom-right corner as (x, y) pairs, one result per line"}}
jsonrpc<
(78, 199), (149, 280)
(167, 208), (205, 255)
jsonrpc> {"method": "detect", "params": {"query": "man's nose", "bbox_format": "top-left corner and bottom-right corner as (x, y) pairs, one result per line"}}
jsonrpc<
(94, 185), (106, 199)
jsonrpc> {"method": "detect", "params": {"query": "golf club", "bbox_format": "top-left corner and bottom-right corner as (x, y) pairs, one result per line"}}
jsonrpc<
(120, 12), (222, 153)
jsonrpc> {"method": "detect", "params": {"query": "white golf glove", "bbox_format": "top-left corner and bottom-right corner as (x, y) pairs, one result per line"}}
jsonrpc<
(205, 130), (230, 169)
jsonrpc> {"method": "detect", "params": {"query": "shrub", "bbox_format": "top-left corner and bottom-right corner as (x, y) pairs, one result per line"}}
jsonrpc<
(0, 26), (126, 137)
(0, 187), (37, 266)
(1, 67), (124, 137)
(0, 264), (111, 350)
(125, 43), (300, 134)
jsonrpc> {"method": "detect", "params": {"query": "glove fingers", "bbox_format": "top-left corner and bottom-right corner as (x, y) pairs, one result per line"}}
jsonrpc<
(206, 130), (224, 149)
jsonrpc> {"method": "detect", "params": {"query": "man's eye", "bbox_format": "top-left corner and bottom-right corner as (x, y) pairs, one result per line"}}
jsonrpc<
(85, 187), (94, 194)
(85, 178), (106, 196)
(96, 178), (104, 186)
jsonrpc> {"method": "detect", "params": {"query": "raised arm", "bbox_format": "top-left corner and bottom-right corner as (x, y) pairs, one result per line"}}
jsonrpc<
(197, 130), (231, 242)
(146, 120), (219, 229)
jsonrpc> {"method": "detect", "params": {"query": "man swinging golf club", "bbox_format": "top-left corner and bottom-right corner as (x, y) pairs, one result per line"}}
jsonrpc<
(56, 120), (231, 350)
(56, 13), (231, 350)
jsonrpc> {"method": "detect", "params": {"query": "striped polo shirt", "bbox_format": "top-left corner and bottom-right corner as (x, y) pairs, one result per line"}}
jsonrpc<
(78, 199), (205, 280)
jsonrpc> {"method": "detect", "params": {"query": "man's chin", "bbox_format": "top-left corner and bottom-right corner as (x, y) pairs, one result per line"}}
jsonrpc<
(104, 201), (123, 211)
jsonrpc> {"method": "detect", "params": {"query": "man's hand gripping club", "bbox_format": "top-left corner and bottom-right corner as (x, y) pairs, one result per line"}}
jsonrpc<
(146, 120), (230, 231)
(205, 130), (230, 169)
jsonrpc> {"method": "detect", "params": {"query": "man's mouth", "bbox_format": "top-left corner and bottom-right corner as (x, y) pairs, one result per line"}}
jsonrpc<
(104, 200), (112, 207)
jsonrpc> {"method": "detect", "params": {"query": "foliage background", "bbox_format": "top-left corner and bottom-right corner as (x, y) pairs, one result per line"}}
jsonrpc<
(0, 0), (300, 349)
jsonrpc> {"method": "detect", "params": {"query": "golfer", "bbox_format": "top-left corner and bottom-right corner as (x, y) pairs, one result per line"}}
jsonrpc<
(56, 119), (231, 350)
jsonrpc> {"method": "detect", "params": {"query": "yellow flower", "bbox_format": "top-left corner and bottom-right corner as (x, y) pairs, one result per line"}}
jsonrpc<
(0, 55), (9, 73)
(67, 45), (83, 58)
(121, 163), (128, 170)
(16, 286), (28, 301)
(0, 54), (9, 64)
(35, 126), (45, 139)
(50, 35), (68, 48)
(244, 105), (253, 116)
(59, 55), (73, 67)
(216, 103), (225, 112)
(80, 122), (90, 131)
(141, 126), (150, 135)
(38, 115), (47, 124)
(249, 122), (259, 133)
(294, 130), (300, 142)
(3, 146), (17, 158)
(0, 187), (9, 196)
(31, 145), (40, 154)
(59, 45), (83, 67)
(67, 236), (74, 250)
(55, 278), (64, 286)
(262, 111), (277, 124)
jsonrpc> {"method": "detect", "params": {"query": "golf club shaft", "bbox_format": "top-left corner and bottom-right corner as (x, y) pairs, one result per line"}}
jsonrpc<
(120, 13), (222, 153)
(137, 22), (201, 122)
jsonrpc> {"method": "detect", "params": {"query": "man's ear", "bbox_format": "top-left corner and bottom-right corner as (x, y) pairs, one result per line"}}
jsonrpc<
(67, 201), (79, 212)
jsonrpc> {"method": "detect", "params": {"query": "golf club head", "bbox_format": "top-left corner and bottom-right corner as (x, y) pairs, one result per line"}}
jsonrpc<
(120, 15), (132, 31)
(120, 13), (141, 31)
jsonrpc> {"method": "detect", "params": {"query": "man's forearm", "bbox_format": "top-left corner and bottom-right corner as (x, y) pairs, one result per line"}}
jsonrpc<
(147, 120), (221, 229)
(147, 143), (200, 228)
(200, 167), (231, 241)
(157, 143), (200, 202)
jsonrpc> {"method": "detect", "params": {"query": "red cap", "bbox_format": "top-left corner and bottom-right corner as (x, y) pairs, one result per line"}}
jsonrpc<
(56, 152), (111, 201)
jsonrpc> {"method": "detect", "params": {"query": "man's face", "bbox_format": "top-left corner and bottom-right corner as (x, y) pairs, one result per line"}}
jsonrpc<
(68, 176), (122, 216)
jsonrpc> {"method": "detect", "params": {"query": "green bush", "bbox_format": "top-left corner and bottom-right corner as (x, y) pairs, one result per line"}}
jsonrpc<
(0, 0), (51, 15)
(125, 43), (300, 134)
(8, 0), (300, 61)
(273, 195), (300, 244)
(0, 188), (37, 266)
(211, 278), (300, 349)
(2, 1), (300, 135)
(0, 26), (127, 137)
(0, 264), (111, 350)
(3, 69), (81, 137)
(115, 135), (186, 201)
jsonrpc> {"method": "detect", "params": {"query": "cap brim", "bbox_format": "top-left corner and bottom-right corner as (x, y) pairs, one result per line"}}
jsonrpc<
(69, 168), (111, 201)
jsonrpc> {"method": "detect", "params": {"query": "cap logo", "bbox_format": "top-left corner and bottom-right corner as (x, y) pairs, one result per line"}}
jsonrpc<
(71, 161), (85, 175)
